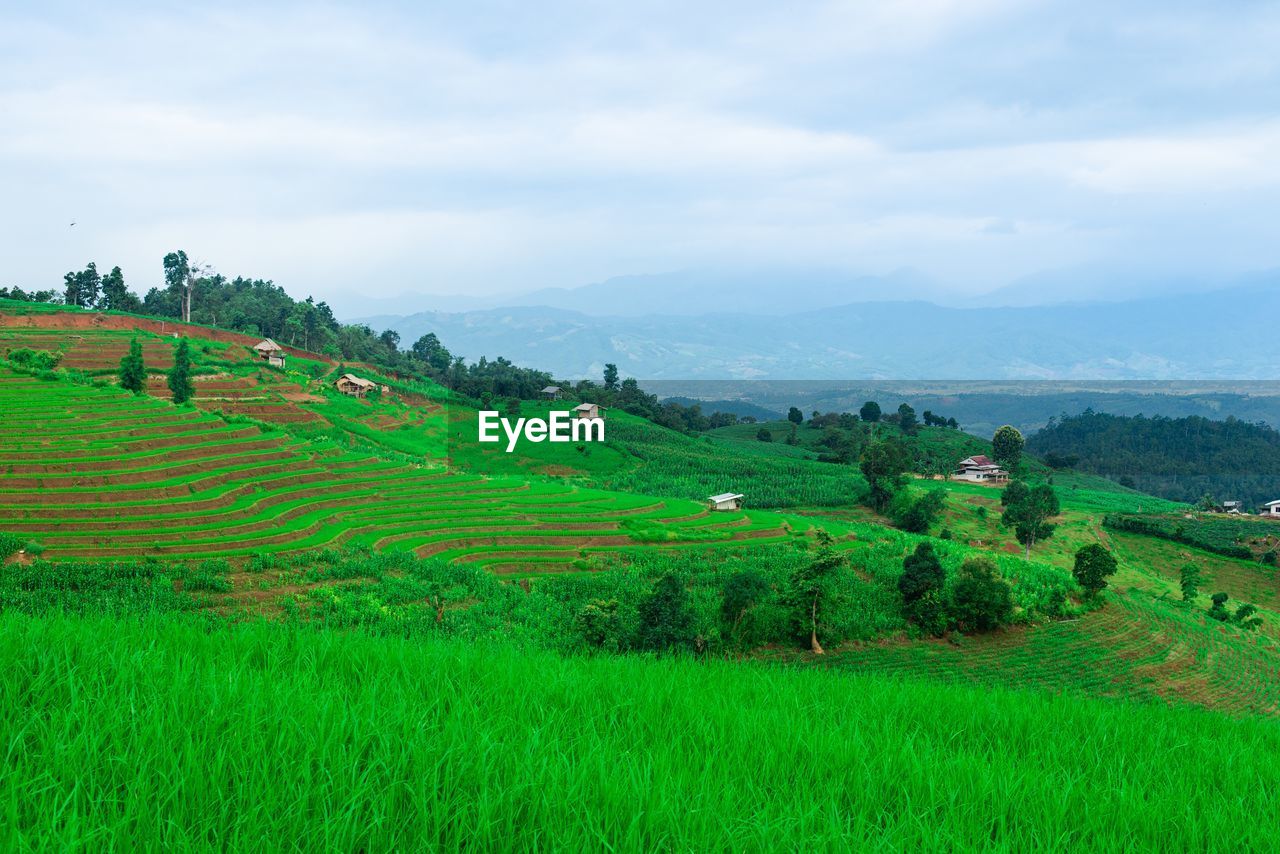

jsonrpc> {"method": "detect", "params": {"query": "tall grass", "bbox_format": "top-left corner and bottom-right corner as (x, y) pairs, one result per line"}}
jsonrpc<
(3, 610), (1278, 851)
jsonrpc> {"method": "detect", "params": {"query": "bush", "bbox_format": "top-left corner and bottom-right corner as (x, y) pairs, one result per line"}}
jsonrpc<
(890, 488), (945, 534)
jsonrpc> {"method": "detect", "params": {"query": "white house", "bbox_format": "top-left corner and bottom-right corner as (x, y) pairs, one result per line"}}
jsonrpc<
(1263, 500), (1280, 518)
(708, 492), (744, 511)
(954, 455), (1009, 483)
(573, 402), (605, 420)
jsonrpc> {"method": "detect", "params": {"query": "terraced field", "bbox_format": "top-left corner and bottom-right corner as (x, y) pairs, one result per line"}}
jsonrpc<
(812, 592), (1280, 717)
(0, 370), (796, 569)
(0, 328), (188, 372)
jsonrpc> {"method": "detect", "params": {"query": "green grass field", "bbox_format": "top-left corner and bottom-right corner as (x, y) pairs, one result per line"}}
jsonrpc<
(4, 610), (1279, 851)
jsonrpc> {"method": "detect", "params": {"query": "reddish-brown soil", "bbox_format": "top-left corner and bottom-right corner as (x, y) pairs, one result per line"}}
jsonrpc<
(0, 311), (333, 362)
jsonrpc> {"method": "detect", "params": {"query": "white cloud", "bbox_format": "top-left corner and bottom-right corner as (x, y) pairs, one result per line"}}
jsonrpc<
(2, 0), (1280, 302)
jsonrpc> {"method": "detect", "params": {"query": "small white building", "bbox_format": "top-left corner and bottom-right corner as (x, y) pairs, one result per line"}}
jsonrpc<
(573, 402), (605, 420)
(1221, 500), (1244, 514)
(708, 492), (744, 511)
(954, 455), (1009, 483)
(1263, 500), (1280, 518)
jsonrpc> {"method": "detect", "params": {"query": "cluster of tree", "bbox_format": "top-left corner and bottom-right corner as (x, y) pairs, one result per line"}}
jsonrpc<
(898, 544), (1016, 635)
(5, 349), (62, 372)
(58, 263), (139, 311)
(576, 533), (851, 656)
(597, 532), (1035, 659)
(1001, 480), (1059, 557)
(0, 286), (61, 304)
(852, 437), (948, 533)
(1206, 592), (1262, 630)
(495, 363), (742, 435)
(1177, 563), (1262, 630)
(1028, 410), (1280, 506)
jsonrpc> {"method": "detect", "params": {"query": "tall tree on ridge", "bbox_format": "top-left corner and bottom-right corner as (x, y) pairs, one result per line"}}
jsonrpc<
(167, 338), (195, 404)
(118, 338), (146, 394)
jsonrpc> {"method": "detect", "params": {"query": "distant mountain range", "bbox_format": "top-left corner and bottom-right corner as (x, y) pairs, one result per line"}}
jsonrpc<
(354, 279), (1280, 381)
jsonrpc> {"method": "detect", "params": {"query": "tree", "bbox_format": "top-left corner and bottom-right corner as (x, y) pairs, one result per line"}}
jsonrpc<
(1072, 544), (1118, 598)
(787, 531), (846, 654)
(411, 333), (453, 372)
(504, 397), (521, 419)
(379, 329), (401, 352)
(162, 251), (192, 322)
(118, 338), (146, 393)
(167, 338), (195, 404)
(1208, 592), (1231, 622)
(860, 401), (881, 423)
(720, 570), (771, 648)
(1002, 484), (1059, 556)
(1000, 480), (1030, 507)
(897, 403), (918, 435)
(1179, 563), (1201, 603)
(787, 406), (804, 425)
(860, 437), (911, 513)
(756, 428), (772, 442)
(603, 363), (619, 391)
(950, 556), (1013, 632)
(62, 262), (102, 308)
(1233, 603), (1263, 631)
(100, 266), (136, 312)
(635, 574), (694, 652)
(992, 425), (1025, 471)
(899, 542), (946, 635)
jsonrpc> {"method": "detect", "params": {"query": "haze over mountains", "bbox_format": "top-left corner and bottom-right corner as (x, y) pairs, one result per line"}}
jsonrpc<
(354, 272), (1279, 381)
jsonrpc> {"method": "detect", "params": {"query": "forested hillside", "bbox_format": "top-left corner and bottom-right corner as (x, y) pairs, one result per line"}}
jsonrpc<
(1029, 410), (1280, 506)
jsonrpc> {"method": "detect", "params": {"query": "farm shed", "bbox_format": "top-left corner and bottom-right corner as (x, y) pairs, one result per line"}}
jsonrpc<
(1264, 500), (1280, 518)
(707, 492), (744, 511)
(573, 402), (605, 420)
(541, 385), (563, 400)
(335, 373), (378, 397)
(252, 338), (286, 367)
(954, 455), (1009, 483)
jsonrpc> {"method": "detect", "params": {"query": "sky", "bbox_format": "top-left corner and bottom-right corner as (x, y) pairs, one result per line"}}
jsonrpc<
(3, 0), (1279, 315)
